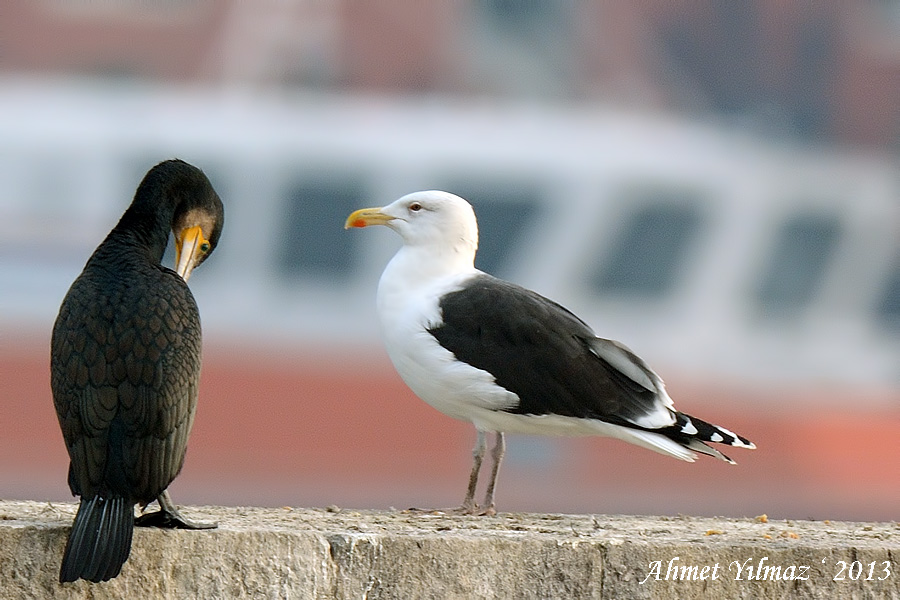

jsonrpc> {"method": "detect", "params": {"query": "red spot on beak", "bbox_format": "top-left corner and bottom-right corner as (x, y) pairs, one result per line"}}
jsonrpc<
(352, 219), (367, 228)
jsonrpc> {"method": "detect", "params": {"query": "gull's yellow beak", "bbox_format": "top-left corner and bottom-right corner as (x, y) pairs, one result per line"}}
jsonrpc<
(344, 207), (395, 229)
(175, 225), (210, 282)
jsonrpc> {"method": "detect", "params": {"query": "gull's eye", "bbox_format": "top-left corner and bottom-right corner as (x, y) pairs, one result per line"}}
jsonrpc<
(409, 202), (422, 212)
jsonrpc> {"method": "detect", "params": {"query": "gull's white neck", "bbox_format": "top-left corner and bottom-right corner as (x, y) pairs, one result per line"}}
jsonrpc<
(377, 242), (477, 311)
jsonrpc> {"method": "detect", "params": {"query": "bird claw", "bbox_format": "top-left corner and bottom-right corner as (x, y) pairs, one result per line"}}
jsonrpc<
(135, 507), (217, 530)
(402, 503), (496, 517)
(462, 503), (496, 516)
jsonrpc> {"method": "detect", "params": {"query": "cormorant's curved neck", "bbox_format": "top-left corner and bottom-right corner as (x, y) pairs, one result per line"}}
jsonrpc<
(111, 189), (178, 265)
(109, 161), (201, 265)
(91, 160), (221, 270)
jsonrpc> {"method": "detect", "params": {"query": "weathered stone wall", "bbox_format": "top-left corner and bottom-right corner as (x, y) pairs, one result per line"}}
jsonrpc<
(0, 501), (896, 599)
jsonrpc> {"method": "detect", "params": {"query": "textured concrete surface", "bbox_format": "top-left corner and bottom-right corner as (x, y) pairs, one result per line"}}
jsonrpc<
(0, 500), (897, 599)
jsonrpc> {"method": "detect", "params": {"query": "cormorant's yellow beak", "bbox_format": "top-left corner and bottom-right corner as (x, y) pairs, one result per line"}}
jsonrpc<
(344, 207), (395, 229)
(175, 225), (210, 282)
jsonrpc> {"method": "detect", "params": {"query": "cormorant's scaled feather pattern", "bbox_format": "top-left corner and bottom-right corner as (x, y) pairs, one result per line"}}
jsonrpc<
(51, 159), (223, 583)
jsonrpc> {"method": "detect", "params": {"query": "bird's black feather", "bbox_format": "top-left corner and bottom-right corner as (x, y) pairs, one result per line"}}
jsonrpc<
(51, 159), (222, 583)
(428, 274), (663, 427)
(59, 495), (133, 583)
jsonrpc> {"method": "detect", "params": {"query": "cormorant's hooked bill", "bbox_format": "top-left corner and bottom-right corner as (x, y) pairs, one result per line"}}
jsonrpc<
(175, 225), (211, 281)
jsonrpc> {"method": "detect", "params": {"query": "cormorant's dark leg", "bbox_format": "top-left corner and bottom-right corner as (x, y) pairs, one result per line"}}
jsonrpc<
(135, 490), (217, 529)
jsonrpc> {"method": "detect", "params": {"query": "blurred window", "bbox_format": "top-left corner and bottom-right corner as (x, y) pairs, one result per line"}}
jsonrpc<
(478, 0), (567, 34)
(657, 4), (835, 140)
(469, 0), (575, 97)
(592, 193), (706, 298)
(874, 256), (900, 328)
(277, 175), (366, 281)
(754, 212), (842, 315)
(442, 182), (543, 277)
(872, 0), (900, 29)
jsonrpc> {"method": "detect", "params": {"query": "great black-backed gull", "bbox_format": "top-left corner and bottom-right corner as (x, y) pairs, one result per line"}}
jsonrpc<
(345, 190), (755, 515)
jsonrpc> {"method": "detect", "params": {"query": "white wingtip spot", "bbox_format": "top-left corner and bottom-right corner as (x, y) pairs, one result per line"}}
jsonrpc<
(715, 425), (735, 438)
(715, 424), (755, 449)
(709, 432), (724, 443)
(680, 418), (698, 436)
(632, 406), (677, 429)
(713, 425), (752, 448)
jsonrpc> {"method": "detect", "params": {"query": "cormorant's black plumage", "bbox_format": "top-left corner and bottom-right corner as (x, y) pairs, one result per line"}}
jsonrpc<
(51, 159), (224, 583)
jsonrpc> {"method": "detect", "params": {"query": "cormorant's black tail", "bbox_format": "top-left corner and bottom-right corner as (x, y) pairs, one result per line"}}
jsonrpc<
(59, 495), (134, 583)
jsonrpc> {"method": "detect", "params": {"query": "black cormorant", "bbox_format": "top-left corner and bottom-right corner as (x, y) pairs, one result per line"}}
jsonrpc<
(51, 159), (224, 583)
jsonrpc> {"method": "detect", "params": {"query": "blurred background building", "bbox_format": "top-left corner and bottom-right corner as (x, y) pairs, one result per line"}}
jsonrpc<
(1, 1), (898, 520)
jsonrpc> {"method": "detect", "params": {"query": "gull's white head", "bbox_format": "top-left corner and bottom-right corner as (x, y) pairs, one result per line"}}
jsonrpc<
(345, 191), (479, 260)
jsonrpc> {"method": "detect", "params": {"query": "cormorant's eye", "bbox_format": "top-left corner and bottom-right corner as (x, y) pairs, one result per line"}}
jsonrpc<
(409, 202), (422, 212)
(200, 242), (211, 253)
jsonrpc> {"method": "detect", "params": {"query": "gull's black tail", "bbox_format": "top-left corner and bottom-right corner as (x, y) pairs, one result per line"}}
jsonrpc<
(665, 411), (756, 464)
(59, 495), (134, 583)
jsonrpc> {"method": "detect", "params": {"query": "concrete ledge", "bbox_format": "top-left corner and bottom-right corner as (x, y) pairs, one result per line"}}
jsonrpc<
(0, 501), (897, 599)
